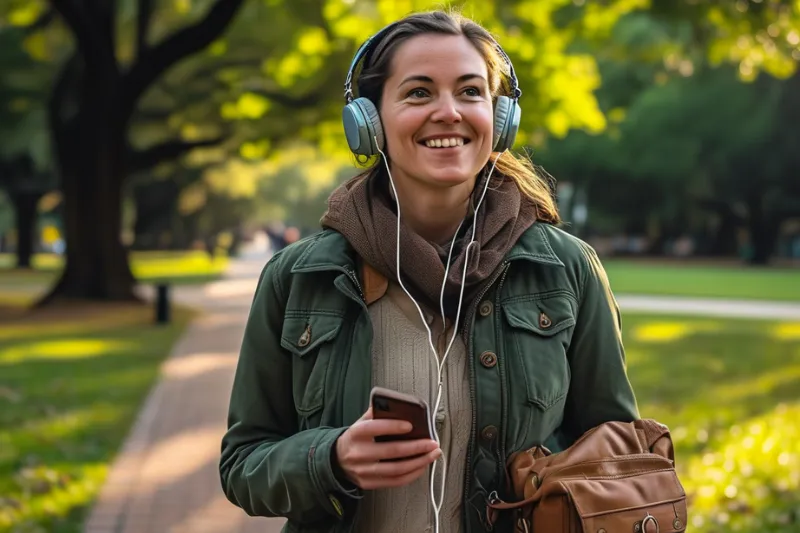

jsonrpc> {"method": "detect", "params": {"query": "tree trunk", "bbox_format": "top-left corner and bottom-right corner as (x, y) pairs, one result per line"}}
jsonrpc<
(38, 64), (137, 304)
(12, 191), (42, 269)
(747, 196), (779, 265)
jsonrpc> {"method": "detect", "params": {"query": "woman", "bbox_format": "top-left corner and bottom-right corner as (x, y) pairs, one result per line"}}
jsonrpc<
(220, 10), (639, 533)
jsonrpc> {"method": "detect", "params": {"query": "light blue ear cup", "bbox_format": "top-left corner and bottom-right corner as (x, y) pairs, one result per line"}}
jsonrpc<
(492, 95), (522, 152)
(342, 97), (384, 156)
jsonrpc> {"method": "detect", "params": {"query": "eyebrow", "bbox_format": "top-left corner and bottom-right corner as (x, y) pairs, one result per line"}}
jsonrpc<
(398, 73), (487, 86)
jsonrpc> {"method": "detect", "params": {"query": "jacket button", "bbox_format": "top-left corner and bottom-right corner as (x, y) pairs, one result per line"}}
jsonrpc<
(481, 425), (498, 441)
(298, 324), (312, 347)
(479, 301), (493, 317)
(479, 351), (497, 368)
(539, 312), (552, 329)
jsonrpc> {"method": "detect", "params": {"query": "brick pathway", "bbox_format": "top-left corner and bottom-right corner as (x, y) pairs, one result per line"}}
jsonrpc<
(83, 257), (285, 533)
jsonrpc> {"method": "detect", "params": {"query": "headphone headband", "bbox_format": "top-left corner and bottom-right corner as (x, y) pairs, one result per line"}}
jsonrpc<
(343, 22), (522, 103)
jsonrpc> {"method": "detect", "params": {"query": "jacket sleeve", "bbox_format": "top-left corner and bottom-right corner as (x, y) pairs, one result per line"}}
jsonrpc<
(558, 242), (640, 446)
(219, 255), (359, 524)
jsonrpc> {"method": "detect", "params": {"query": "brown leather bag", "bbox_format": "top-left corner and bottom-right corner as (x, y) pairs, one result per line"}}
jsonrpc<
(486, 419), (687, 533)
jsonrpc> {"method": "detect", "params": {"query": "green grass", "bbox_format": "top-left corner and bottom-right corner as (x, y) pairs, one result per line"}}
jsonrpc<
(0, 251), (229, 307)
(0, 306), (193, 533)
(623, 313), (800, 532)
(605, 260), (800, 301)
(0, 310), (797, 532)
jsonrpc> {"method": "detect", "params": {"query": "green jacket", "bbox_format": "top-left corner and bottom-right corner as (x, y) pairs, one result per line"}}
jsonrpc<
(219, 222), (639, 533)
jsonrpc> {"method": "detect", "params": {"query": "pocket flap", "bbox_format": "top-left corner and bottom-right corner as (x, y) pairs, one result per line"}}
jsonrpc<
(502, 296), (575, 336)
(562, 469), (687, 531)
(280, 313), (343, 357)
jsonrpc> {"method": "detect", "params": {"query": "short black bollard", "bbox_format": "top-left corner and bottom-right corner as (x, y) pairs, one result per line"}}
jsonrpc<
(155, 283), (171, 324)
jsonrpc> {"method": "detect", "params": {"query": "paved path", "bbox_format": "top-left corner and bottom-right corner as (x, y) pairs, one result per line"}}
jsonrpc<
(617, 294), (800, 320)
(83, 257), (286, 533)
(83, 258), (800, 533)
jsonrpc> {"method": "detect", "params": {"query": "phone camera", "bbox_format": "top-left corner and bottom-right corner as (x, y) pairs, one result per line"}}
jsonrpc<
(374, 397), (390, 412)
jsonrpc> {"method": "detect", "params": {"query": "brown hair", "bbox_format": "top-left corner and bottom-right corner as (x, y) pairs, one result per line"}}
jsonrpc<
(353, 9), (560, 224)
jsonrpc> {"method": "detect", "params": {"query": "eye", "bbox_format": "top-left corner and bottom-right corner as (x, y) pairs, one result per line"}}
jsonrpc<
(463, 86), (483, 97)
(407, 88), (429, 99)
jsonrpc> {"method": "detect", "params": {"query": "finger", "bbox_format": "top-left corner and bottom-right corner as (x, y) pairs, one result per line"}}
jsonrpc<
(352, 418), (413, 438)
(370, 448), (442, 478)
(372, 438), (440, 462)
(356, 407), (373, 422)
(362, 462), (434, 490)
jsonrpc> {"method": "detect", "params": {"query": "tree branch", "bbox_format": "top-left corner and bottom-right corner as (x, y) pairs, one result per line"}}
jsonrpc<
(49, 0), (98, 58)
(136, 0), (154, 59)
(25, 8), (57, 34)
(250, 88), (325, 109)
(121, 0), (246, 120)
(128, 136), (227, 174)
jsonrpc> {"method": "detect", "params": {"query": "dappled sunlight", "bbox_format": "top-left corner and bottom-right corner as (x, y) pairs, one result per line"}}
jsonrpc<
(130, 251), (228, 280)
(631, 319), (723, 343)
(713, 365), (800, 404)
(134, 426), (222, 490)
(0, 307), (150, 342)
(0, 463), (107, 529)
(203, 277), (258, 298)
(12, 404), (121, 451)
(623, 313), (800, 533)
(772, 322), (800, 341)
(681, 404), (800, 532)
(162, 352), (236, 380)
(0, 339), (134, 364)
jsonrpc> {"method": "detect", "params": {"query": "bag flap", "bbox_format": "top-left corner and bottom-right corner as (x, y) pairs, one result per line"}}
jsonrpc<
(562, 469), (686, 518)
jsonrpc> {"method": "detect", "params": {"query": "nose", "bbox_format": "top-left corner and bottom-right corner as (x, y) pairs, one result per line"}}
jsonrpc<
(430, 95), (462, 124)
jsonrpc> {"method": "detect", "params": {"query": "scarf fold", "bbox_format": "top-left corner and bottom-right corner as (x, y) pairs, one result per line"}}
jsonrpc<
(320, 166), (538, 321)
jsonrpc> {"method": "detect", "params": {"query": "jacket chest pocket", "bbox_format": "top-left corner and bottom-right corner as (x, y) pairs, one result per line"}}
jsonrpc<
(501, 295), (575, 444)
(280, 312), (344, 428)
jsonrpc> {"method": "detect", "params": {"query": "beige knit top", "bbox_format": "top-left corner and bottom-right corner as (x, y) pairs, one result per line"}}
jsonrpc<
(352, 281), (472, 533)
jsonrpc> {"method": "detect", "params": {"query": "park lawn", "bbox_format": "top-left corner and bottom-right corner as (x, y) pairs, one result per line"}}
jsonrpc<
(623, 313), (800, 533)
(0, 310), (797, 533)
(0, 251), (229, 307)
(604, 260), (800, 301)
(0, 305), (194, 533)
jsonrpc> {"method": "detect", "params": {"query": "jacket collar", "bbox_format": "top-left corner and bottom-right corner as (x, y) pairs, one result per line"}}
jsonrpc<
(291, 223), (564, 303)
(505, 223), (565, 267)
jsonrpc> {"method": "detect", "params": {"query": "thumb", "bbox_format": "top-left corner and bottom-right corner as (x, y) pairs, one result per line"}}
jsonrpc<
(357, 407), (374, 422)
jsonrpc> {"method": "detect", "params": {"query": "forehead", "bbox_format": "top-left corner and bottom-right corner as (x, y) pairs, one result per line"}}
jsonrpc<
(387, 33), (488, 81)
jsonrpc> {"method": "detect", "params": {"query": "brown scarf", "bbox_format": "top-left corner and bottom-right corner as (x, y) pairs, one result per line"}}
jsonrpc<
(320, 166), (538, 321)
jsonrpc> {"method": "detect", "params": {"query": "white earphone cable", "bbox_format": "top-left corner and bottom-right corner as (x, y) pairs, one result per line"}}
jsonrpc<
(376, 138), (504, 533)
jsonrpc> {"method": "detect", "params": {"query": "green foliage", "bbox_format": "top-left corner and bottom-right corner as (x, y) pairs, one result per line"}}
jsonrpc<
(625, 314), (800, 532)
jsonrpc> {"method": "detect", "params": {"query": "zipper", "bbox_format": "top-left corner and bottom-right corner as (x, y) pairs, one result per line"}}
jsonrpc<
(462, 261), (510, 531)
(495, 265), (512, 480)
(345, 268), (365, 302)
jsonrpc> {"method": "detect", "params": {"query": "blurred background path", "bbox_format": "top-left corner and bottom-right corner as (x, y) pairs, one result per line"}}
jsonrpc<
(82, 255), (286, 533)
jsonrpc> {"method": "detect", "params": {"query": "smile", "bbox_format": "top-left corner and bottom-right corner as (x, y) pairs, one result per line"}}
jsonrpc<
(420, 137), (470, 148)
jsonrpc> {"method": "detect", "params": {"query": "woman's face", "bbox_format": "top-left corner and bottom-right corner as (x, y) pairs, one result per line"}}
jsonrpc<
(379, 33), (495, 193)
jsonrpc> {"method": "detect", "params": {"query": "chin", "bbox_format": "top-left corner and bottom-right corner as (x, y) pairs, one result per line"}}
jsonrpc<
(423, 169), (474, 188)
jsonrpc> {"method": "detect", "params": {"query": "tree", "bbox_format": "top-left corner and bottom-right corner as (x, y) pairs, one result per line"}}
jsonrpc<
(29, 0), (246, 302)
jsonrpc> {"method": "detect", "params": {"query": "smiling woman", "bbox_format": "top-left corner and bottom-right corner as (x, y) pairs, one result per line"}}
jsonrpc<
(220, 9), (641, 533)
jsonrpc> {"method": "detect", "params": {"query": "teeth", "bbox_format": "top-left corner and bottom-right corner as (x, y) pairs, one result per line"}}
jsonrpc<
(424, 137), (465, 148)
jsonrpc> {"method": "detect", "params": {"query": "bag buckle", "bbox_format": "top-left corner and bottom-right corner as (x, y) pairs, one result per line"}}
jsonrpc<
(634, 513), (660, 533)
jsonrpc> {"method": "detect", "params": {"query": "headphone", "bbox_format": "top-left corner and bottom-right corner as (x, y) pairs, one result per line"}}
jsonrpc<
(342, 22), (523, 157)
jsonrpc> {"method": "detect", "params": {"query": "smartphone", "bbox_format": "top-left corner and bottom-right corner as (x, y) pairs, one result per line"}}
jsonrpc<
(370, 386), (434, 442)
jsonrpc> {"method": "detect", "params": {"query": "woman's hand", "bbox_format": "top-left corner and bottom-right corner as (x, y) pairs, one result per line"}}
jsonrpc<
(334, 408), (441, 490)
